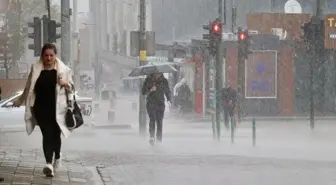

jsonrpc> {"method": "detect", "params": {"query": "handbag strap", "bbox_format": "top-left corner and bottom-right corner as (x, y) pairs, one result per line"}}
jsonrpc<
(65, 84), (76, 107)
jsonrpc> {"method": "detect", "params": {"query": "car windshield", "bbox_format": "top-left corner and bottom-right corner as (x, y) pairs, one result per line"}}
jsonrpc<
(0, 92), (21, 104)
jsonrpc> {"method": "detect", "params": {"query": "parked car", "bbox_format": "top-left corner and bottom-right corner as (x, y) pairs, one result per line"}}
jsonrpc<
(0, 90), (93, 127)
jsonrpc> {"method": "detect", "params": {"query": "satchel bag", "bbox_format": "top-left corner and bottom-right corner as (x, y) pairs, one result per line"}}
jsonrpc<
(65, 85), (84, 129)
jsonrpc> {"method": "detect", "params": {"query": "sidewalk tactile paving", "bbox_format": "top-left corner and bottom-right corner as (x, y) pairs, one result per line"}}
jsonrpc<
(31, 176), (51, 184)
(0, 150), (100, 185)
(16, 167), (34, 175)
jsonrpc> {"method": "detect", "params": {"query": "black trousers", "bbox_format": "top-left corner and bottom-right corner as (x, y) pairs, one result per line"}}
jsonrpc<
(38, 120), (62, 164)
(223, 105), (235, 127)
(147, 102), (165, 141)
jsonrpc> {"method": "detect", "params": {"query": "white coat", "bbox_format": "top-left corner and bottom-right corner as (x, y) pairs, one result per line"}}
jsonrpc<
(17, 58), (74, 138)
(173, 78), (186, 96)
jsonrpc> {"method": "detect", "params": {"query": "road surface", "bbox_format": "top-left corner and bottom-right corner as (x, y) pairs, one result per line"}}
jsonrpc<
(1, 119), (336, 184)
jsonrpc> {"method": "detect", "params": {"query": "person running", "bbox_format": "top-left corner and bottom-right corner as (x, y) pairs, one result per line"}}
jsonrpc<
(221, 83), (237, 128)
(142, 73), (171, 146)
(13, 43), (74, 177)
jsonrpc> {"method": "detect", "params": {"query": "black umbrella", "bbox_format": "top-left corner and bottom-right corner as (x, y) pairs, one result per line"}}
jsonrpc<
(129, 64), (177, 77)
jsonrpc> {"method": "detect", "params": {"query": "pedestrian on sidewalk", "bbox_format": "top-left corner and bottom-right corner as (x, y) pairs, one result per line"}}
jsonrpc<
(221, 82), (237, 129)
(176, 78), (191, 114)
(142, 73), (171, 146)
(13, 43), (74, 178)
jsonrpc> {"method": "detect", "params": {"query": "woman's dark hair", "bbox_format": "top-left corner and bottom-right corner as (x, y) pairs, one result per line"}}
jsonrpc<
(41, 43), (57, 57)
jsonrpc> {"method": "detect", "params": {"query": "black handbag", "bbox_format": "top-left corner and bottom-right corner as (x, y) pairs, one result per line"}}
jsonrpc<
(65, 86), (84, 129)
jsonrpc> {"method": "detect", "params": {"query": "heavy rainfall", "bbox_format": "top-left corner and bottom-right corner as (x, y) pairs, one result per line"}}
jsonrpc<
(0, 0), (335, 184)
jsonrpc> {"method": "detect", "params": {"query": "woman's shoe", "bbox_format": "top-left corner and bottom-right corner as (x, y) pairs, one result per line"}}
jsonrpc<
(43, 164), (54, 177)
(53, 153), (62, 172)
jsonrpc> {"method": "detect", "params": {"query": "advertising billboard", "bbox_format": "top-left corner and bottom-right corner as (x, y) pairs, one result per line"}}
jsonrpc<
(245, 50), (277, 99)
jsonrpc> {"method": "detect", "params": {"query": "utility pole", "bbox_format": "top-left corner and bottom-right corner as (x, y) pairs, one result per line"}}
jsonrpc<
(45, 0), (51, 20)
(215, 0), (223, 140)
(61, 0), (71, 66)
(72, 0), (79, 89)
(237, 28), (249, 124)
(309, 0), (324, 129)
(138, 0), (147, 136)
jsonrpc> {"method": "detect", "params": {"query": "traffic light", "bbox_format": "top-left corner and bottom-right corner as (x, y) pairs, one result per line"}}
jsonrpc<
(211, 19), (222, 39)
(237, 27), (249, 59)
(301, 21), (313, 43)
(232, 7), (237, 32)
(42, 15), (61, 43)
(42, 15), (49, 44)
(28, 17), (42, 56)
(301, 20), (324, 51)
(203, 19), (222, 55)
(49, 20), (61, 43)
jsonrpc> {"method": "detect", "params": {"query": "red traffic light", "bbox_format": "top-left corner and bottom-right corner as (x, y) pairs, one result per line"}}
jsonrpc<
(238, 32), (247, 40)
(212, 23), (221, 33)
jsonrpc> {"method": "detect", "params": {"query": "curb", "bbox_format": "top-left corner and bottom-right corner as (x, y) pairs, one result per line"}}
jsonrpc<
(93, 124), (132, 129)
(186, 116), (336, 123)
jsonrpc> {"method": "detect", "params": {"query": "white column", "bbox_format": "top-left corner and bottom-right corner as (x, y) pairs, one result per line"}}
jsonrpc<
(101, 0), (108, 49)
(106, 1), (113, 50)
(146, 0), (152, 31)
(72, 0), (79, 88)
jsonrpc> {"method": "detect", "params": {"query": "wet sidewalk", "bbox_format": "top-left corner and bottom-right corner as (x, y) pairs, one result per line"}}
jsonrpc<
(0, 147), (101, 185)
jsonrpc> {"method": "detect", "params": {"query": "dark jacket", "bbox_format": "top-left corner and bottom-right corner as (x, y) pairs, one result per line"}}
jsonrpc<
(142, 75), (171, 105)
(177, 83), (190, 101)
(221, 87), (237, 107)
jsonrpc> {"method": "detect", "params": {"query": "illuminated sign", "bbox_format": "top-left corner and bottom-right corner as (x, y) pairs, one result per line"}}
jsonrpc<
(329, 33), (336, 39)
(245, 51), (277, 99)
(327, 17), (336, 28)
(325, 15), (336, 48)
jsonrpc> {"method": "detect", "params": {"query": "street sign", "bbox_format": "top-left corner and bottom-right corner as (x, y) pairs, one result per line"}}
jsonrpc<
(139, 50), (146, 62)
(325, 14), (336, 48)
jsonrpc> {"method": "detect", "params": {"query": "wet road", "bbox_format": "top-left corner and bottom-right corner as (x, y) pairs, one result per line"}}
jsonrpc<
(1, 119), (336, 184)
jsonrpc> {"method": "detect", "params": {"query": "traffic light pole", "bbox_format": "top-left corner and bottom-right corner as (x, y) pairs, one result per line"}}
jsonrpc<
(237, 46), (245, 124)
(139, 0), (147, 136)
(45, 0), (51, 20)
(309, 0), (324, 129)
(215, 0), (223, 140)
(61, 0), (71, 66)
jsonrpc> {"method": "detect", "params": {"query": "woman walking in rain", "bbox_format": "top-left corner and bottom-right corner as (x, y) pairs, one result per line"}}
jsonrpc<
(13, 43), (74, 177)
(142, 73), (171, 146)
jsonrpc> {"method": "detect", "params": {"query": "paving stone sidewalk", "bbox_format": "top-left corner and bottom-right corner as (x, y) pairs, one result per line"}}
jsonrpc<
(0, 147), (101, 185)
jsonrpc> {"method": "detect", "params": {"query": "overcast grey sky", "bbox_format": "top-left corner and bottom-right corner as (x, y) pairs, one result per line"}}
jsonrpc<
(53, 0), (90, 12)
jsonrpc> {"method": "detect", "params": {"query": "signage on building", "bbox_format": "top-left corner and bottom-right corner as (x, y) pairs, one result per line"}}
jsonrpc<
(325, 14), (336, 48)
(206, 56), (216, 114)
(245, 50), (277, 99)
(284, 0), (302, 14)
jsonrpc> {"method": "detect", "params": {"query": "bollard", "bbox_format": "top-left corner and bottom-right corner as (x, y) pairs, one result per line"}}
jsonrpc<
(108, 110), (115, 123)
(231, 117), (235, 144)
(252, 118), (256, 146)
(212, 115), (216, 140)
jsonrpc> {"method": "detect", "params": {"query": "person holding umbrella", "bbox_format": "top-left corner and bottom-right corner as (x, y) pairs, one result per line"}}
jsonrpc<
(142, 73), (171, 146)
